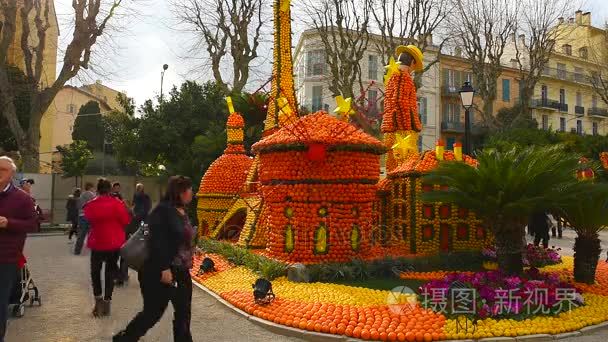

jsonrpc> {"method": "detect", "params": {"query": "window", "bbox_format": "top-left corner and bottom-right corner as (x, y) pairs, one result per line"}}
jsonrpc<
(592, 95), (598, 109)
(576, 120), (583, 135)
(593, 122), (599, 135)
(541, 85), (548, 101)
(368, 89), (378, 114)
(576, 92), (582, 107)
(443, 102), (460, 122)
(306, 50), (326, 76)
(312, 85), (323, 111)
(368, 55), (378, 80)
(67, 104), (76, 113)
(574, 67), (585, 82)
(559, 89), (566, 105)
(557, 63), (567, 79)
(579, 47), (588, 59)
(418, 97), (428, 125)
(562, 44), (572, 55)
(502, 79), (511, 102)
(446, 137), (456, 150)
(560, 117), (566, 132)
(542, 115), (549, 130)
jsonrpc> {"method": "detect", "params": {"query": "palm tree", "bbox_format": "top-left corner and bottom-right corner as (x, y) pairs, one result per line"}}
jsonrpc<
(420, 146), (584, 275)
(558, 184), (608, 284)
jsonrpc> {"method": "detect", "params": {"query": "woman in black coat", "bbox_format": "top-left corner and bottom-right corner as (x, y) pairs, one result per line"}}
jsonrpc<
(114, 176), (195, 342)
(66, 188), (81, 241)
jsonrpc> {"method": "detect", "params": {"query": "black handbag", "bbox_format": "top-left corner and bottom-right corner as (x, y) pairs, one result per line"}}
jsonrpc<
(120, 223), (149, 271)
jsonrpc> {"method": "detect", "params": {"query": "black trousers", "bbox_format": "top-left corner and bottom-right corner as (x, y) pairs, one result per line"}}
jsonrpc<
(122, 268), (192, 342)
(90, 250), (120, 300)
(0, 263), (18, 342)
(68, 218), (79, 239)
(534, 231), (550, 249)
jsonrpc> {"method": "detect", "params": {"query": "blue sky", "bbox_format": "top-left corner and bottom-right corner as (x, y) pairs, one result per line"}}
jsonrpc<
(54, 0), (608, 108)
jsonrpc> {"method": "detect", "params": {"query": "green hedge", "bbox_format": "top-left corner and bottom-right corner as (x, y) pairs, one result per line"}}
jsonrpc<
(199, 238), (484, 283)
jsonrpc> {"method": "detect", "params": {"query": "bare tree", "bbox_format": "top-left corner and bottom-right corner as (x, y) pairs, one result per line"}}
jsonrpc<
(171, 0), (266, 94)
(589, 23), (608, 106)
(305, 0), (372, 100)
(448, 0), (518, 129)
(0, 0), (124, 172)
(511, 0), (576, 124)
(371, 0), (450, 87)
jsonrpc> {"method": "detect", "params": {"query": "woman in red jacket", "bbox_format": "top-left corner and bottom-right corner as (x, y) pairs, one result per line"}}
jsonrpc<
(84, 178), (130, 317)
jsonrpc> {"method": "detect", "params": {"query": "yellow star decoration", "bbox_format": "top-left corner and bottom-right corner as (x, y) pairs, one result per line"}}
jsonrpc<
(383, 56), (401, 86)
(333, 95), (356, 121)
(225, 96), (235, 114)
(391, 133), (415, 160)
(279, 0), (290, 12)
(277, 97), (292, 123)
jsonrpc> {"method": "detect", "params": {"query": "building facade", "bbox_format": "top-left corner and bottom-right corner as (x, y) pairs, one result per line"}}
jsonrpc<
(51, 83), (124, 149)
(293, 29), (442, 152)
(438, 54), (521, 149)
(503, 10), (608, 136)
(2, 0), (59, 172)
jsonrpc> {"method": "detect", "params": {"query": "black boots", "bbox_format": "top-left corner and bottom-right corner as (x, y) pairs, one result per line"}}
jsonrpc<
(92, 297), (111, 317)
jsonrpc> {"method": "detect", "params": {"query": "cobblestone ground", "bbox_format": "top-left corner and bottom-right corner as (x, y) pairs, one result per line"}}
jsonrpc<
(5, 235), (303, 342)
(5, 233), (608, 342)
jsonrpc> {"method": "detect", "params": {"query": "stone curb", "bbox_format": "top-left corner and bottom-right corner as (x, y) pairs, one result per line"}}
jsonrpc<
(192, 280), (608, 342)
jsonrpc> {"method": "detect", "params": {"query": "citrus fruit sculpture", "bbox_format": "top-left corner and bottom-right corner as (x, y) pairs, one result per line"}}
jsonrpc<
(193, 0), (608, 340)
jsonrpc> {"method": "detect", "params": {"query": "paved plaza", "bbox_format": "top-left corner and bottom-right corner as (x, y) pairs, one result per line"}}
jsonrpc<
(5, 235), (302, 342)
(4, 231), (608, 341)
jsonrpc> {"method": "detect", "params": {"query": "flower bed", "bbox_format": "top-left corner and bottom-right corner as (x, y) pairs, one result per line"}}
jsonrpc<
(482, 244), (562, 268)
(192, 252), (608, 341)
(418, 268), (583, 320)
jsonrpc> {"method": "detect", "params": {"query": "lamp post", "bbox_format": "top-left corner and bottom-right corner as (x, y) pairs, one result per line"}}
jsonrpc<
(459, 81), (475, 155)
(160, 64), (169, 103)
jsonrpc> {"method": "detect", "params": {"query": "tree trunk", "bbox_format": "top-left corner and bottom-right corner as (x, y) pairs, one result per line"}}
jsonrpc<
(20, 143), (40, 172)
(573, 233), (601, 284)
(495, 226), (524, 275)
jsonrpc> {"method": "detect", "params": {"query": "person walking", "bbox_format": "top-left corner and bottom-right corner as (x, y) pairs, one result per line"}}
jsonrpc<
(117, 183), (152, 286)
(0, 156), (37, 342)
(66, 188), (81, 242)
(529, 211), (550, 249)
(74, 182), (96, 255)
(111, 182), (123, 201)
(84, 178), (131, 317)
(114, 176), (194, 342)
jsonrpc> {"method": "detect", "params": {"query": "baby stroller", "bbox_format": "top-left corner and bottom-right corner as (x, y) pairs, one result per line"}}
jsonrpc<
(8, 255), (42, 318)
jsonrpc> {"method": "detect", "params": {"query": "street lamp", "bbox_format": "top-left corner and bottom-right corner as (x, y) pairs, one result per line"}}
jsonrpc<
(459, 81), (475, 155)
(160, 64), (169, 103)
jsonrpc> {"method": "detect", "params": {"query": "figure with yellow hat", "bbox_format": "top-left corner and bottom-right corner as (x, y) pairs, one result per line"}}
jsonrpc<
(382, 44), (424, 171)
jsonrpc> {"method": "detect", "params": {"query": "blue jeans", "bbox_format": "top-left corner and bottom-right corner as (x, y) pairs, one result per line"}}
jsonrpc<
(0, 263), (18, 342)
(74, 217), (90, 255)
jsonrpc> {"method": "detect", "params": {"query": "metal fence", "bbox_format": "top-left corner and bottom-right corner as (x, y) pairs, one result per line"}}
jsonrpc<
(16, 173), (166, 226)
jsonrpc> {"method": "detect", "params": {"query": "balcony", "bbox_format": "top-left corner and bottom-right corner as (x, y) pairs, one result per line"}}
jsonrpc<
(588, 107), (608, 118)
(541, 66), (591, 85)
(530, 98), (568, 112)
(575, 106), (585, 116)
(441, 121), (464, 133)
(441, 85), (460, 97)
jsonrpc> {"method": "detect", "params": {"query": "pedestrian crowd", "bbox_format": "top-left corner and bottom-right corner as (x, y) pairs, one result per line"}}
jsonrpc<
(0, 155), (195, 342)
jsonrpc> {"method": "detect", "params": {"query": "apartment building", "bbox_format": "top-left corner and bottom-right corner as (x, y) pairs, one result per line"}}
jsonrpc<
(52, 81), (124, 149)
(293, 29), (442, 151)
(503, 10), (608, 136)
(439, 53), (521, 149)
